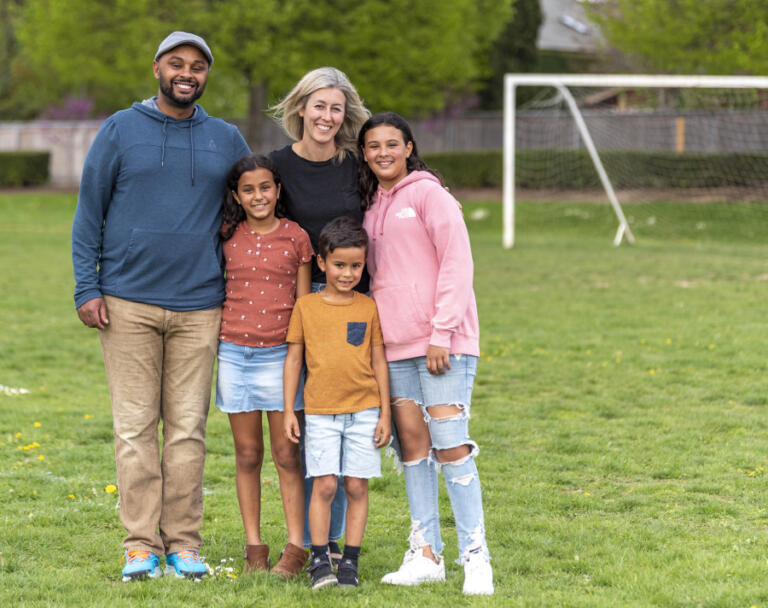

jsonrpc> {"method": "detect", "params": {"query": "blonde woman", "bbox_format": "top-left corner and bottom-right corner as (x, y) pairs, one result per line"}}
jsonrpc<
(269, 66), (371, 568)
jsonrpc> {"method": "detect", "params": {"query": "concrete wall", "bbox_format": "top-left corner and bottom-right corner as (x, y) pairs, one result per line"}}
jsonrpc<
(0, 121), (102, 186)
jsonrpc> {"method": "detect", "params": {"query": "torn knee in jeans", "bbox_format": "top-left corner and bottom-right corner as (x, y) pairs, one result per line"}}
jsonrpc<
(429, 440), (479, 472)
(402, 455), (428, 467)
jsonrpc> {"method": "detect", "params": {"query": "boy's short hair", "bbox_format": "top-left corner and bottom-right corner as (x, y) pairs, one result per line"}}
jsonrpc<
(317, 216), (369, 258)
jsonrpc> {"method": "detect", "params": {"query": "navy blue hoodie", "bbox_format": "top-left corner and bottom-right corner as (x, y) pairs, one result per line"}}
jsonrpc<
(72, 101), (250, 310)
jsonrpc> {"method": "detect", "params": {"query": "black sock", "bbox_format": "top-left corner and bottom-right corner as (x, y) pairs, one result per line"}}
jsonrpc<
(311, 545), (328, 561)
(343, 545), (361, 564)
(328, 540), (342, 556)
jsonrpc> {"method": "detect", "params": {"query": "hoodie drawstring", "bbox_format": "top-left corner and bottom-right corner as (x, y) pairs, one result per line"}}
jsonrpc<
(160, 115), (196, 186)
(160, 117), (168, 168)
(189, 122), (195, 186)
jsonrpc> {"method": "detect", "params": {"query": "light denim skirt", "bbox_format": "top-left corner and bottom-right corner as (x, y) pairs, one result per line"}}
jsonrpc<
(215, 340), (304, 413)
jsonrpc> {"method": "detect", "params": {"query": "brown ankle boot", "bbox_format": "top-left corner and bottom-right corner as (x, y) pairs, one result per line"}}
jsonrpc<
(243, 544), (270, 573)
(271, 543), (308, 578)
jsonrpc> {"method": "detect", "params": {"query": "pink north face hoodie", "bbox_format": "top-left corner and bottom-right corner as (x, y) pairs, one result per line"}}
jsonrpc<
(362, 170), (480, 362)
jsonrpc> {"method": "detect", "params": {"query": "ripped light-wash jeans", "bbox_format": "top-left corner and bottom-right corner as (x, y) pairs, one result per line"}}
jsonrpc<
(388, 354), (489, 563)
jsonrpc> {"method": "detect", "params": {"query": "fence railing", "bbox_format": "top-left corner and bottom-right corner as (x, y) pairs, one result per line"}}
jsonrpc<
(3, 109), (767, 186)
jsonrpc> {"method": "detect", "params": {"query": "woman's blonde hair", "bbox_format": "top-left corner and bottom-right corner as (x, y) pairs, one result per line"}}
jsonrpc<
(270, 67), (370, 163)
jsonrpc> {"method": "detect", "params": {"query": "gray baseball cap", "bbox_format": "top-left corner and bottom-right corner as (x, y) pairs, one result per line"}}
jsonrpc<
(155, 31), (213, 66)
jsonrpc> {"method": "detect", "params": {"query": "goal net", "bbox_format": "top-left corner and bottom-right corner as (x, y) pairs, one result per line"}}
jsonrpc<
(503, 74), (768, 247)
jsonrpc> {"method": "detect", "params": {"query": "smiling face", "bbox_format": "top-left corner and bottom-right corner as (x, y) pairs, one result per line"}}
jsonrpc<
(233, 168), (281, 231)
(362, 124), (413, 191)
(317, 246), (366, 299)
(299, 87), (346, 149)
(153, 45), (209, 114)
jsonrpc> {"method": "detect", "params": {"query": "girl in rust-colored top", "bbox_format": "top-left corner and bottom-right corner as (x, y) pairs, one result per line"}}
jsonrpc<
(216, 154), (313, 578)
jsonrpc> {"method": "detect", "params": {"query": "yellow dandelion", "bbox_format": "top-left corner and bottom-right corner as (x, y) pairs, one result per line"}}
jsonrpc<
(749, 471), (756, 477)
(84, 414), (93, 420)
(615, 358), (621, 364)
(105, 484), (117, 494)
(38, 455), (45, 461)
(665, 338), (672, 344)
(33, 422), (41, 428)
(585, 349), (591, 355)
(649, 369), (655, 375)
(68, 494), (75, 499)
(708, 344), (716, 350)
(584, 492), (591, 497)
(15, 432), (21, 439)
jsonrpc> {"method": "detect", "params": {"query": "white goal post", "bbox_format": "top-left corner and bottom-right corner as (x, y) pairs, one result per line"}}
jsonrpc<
(503, 74), (768, 248)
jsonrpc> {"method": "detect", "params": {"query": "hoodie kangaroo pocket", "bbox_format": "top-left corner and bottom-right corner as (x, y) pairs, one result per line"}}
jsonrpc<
(117, 229), (222, 301)
(372, 284), (431, 346)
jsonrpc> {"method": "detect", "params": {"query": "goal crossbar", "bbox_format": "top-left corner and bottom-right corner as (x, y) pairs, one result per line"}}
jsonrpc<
(503, 74), (768, 248)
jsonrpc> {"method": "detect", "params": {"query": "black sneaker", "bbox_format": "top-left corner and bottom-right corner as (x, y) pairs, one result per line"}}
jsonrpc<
(337, 557), (359, 588)
(308, 554), (338, 590)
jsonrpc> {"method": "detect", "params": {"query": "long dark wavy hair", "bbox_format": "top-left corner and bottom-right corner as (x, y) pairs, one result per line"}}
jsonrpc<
(221, 154), (285, 240)
(357, 111), (443, 211)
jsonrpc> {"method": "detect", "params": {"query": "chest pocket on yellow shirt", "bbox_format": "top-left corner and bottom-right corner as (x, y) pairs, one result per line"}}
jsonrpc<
(347, 322), (367, 346)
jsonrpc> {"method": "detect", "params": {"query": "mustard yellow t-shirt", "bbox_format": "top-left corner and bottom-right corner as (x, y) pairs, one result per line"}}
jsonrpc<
(286, 291), (384, 415)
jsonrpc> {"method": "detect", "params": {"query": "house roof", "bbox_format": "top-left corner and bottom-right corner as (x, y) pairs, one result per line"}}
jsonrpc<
(537, 0), (605, 54)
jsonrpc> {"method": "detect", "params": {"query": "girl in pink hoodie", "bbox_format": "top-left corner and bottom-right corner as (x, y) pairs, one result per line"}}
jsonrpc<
(358, 112), (493, 595)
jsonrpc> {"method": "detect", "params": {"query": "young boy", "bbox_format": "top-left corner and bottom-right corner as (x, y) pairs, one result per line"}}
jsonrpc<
(283, 216), (390, 590)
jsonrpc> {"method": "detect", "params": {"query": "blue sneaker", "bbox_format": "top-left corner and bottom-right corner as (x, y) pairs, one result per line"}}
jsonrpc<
(121, 550), (162, 582)
(166, 550), (207, 579)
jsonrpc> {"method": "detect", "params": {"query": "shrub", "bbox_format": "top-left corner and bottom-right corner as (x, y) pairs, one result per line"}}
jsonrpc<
(0, 152), (50, 187)
(423, 149), (768, 190)
(423, 151), (503, 188)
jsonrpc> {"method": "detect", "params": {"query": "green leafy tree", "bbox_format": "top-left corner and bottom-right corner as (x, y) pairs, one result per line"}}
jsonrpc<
(8, 0), (208, 119)
(589, 0), (768, 75)
(478, 0), (542, 109)
(9, 0), (513, 148)
(0, 0), (23, 118)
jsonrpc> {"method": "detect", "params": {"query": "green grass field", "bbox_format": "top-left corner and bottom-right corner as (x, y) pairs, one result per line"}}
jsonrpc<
(2, 192), (768, 607)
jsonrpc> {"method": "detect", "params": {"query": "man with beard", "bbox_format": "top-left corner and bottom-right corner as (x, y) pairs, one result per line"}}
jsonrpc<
(72, 32), (250, 582)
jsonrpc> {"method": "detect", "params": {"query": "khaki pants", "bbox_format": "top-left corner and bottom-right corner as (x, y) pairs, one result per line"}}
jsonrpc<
(99, 295), (221, 555)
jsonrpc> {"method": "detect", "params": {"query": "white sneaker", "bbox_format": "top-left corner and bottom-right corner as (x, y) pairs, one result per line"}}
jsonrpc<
(381, 548), (445, 586)
(462, 552), (494, 595)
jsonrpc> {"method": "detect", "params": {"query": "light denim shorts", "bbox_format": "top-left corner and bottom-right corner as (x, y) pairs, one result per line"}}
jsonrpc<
(215, 340), (304, 413)
(305, 408), (381, 479)
(388, 354), (478, 408)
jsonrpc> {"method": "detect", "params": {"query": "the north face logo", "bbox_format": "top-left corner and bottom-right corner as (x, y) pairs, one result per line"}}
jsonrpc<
(395, 207), (416, 219)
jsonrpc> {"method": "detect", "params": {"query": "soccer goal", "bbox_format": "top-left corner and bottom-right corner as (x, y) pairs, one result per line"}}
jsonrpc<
(503, 74), (768, 248)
